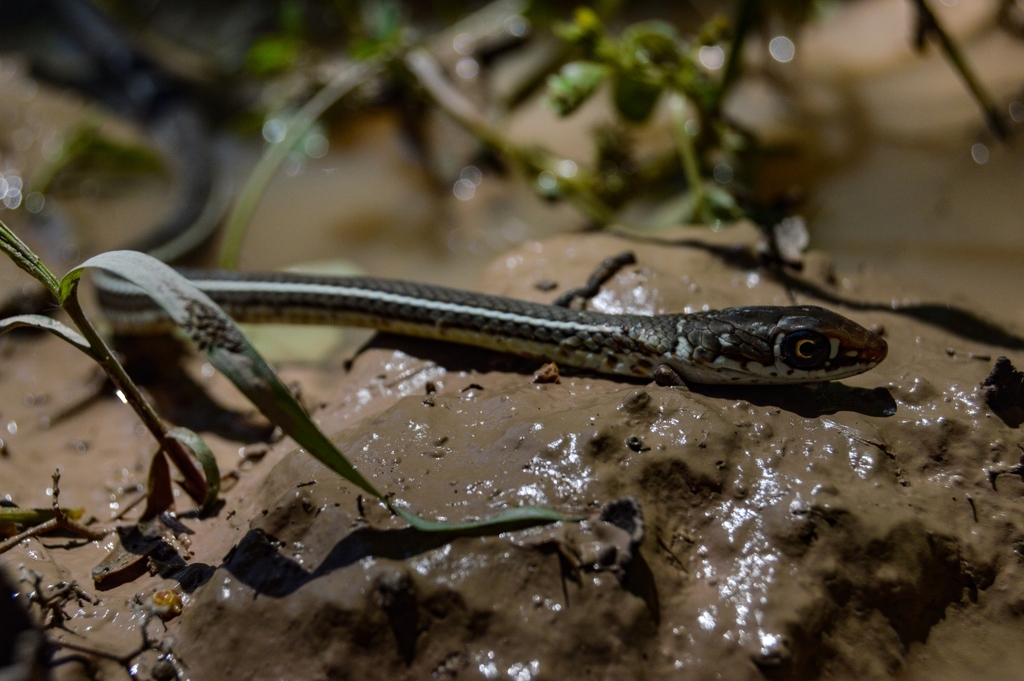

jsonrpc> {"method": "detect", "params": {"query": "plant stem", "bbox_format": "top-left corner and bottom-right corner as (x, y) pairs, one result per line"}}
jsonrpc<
(405, 49), (506, 149)
(218, 58), (384, 270)
(405, 48), (615, 225)
(669, 93), (705, 210)
(61, 286), (206, 502)
(1, 219), (205, 501)
(0, 472), (106, 554)
(713, 0), (758, 115)
(912, 0), (1006, 139)
(0, 519), (59, 554)
(0, 223), (61, 295)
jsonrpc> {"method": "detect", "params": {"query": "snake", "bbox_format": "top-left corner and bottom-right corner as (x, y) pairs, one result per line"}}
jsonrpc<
(96, 266), (888, 386)
(24, 1), (886, 386)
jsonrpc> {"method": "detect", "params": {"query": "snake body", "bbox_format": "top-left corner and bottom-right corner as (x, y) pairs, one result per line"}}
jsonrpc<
(97, 268), (887, 385)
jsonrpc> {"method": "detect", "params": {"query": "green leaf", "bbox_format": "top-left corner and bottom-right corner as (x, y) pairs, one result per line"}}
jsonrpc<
(0, 507), (84, 525)
(613, 73), (662, 123)
(642, 184), (743, 229)
(30, 122), (164, 196)
(697, 15), (731, 46)
(57, 268), (84, 305)
(0, 221), (60, 295)
(0, 314), (98, 360)
(167, 427), (221, 515)
(141, 450), (175, 520)
(619, 21), (680, 69)
(644, 190), (697, 229)
(545, 61), (609, 117)
(246, 36), (306, 77)
(704, 185), (743, 219)
(394, 505), (577, 534)
(68, 251), (575, 535)
(279, 0), (306, 36)
(555, 7), (604, 45)
(66, 251), (382, 498)
(350, 0), (403, 58)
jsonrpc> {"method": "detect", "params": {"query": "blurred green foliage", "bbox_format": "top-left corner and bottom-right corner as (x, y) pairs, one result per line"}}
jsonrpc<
(246, 35), (306, 76)
(551, 10), (721, 121)
(546, 61), (609, 116)
(245, 0), (309, 75)
(101, 0), (1007, 235)
(31, 122), (164, 197)
(349, 0), (404, 58)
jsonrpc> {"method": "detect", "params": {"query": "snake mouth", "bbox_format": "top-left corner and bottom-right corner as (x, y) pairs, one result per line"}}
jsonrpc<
(861, 334), (888, 365)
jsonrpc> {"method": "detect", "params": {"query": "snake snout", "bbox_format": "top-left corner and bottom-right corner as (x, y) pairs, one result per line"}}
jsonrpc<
(860, 332), (888, 365)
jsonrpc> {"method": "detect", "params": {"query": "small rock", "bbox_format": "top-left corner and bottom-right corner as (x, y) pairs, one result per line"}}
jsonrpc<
(619, 390), (651, 414)
(150, 658), (178, 681)
(982, 357), (1024, 428)
(625, 436), (648, 453)
(532, 362), (560, 384)
(535, 279), (558, 291)
(599, 497), (645, 547)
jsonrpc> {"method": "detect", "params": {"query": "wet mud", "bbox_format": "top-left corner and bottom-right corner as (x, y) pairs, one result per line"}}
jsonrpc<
(3, 229), (1024, 680)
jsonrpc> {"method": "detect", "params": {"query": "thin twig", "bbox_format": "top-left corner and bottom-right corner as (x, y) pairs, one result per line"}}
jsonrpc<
(405, 49), (506, 148)
(20, 567), (174, 672)
(0, 471), (107, 554)
(49, 471), (106, 541)
(554, 251), (636, 307)
(19, 567), (99, 628)
(911, 0), (1008, 140)
(50, 612), (162, 667)
(713, 0), (758, 115)
(0, 518), (60, 553)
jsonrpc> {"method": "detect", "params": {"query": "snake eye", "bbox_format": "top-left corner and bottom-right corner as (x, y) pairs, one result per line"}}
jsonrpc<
(780, 330), (831, 370)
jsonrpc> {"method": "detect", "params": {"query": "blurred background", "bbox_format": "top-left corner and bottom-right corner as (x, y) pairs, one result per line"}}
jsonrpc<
(0, 0), (1020, 320)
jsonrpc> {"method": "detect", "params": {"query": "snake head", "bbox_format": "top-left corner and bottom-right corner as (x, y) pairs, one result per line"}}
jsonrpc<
(669, 305), (887, 384)
(771, 306), (887, 381)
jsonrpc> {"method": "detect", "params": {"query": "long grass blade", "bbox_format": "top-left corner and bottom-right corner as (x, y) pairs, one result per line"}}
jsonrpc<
(0, 314), (99, 360)
(68, 251), (576, 534)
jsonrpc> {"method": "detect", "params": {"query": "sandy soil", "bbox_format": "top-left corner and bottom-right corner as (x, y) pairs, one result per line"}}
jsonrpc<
(3, 226), (1024, 681)
(0, 1), (1022, 678)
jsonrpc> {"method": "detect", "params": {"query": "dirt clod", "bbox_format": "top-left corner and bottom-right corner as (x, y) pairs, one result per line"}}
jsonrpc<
(982, 356), (1024, 427)
(6, 233), (1024, 680)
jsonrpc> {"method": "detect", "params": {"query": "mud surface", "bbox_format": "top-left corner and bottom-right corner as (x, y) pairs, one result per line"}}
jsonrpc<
(3, 229), (1024, 680)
